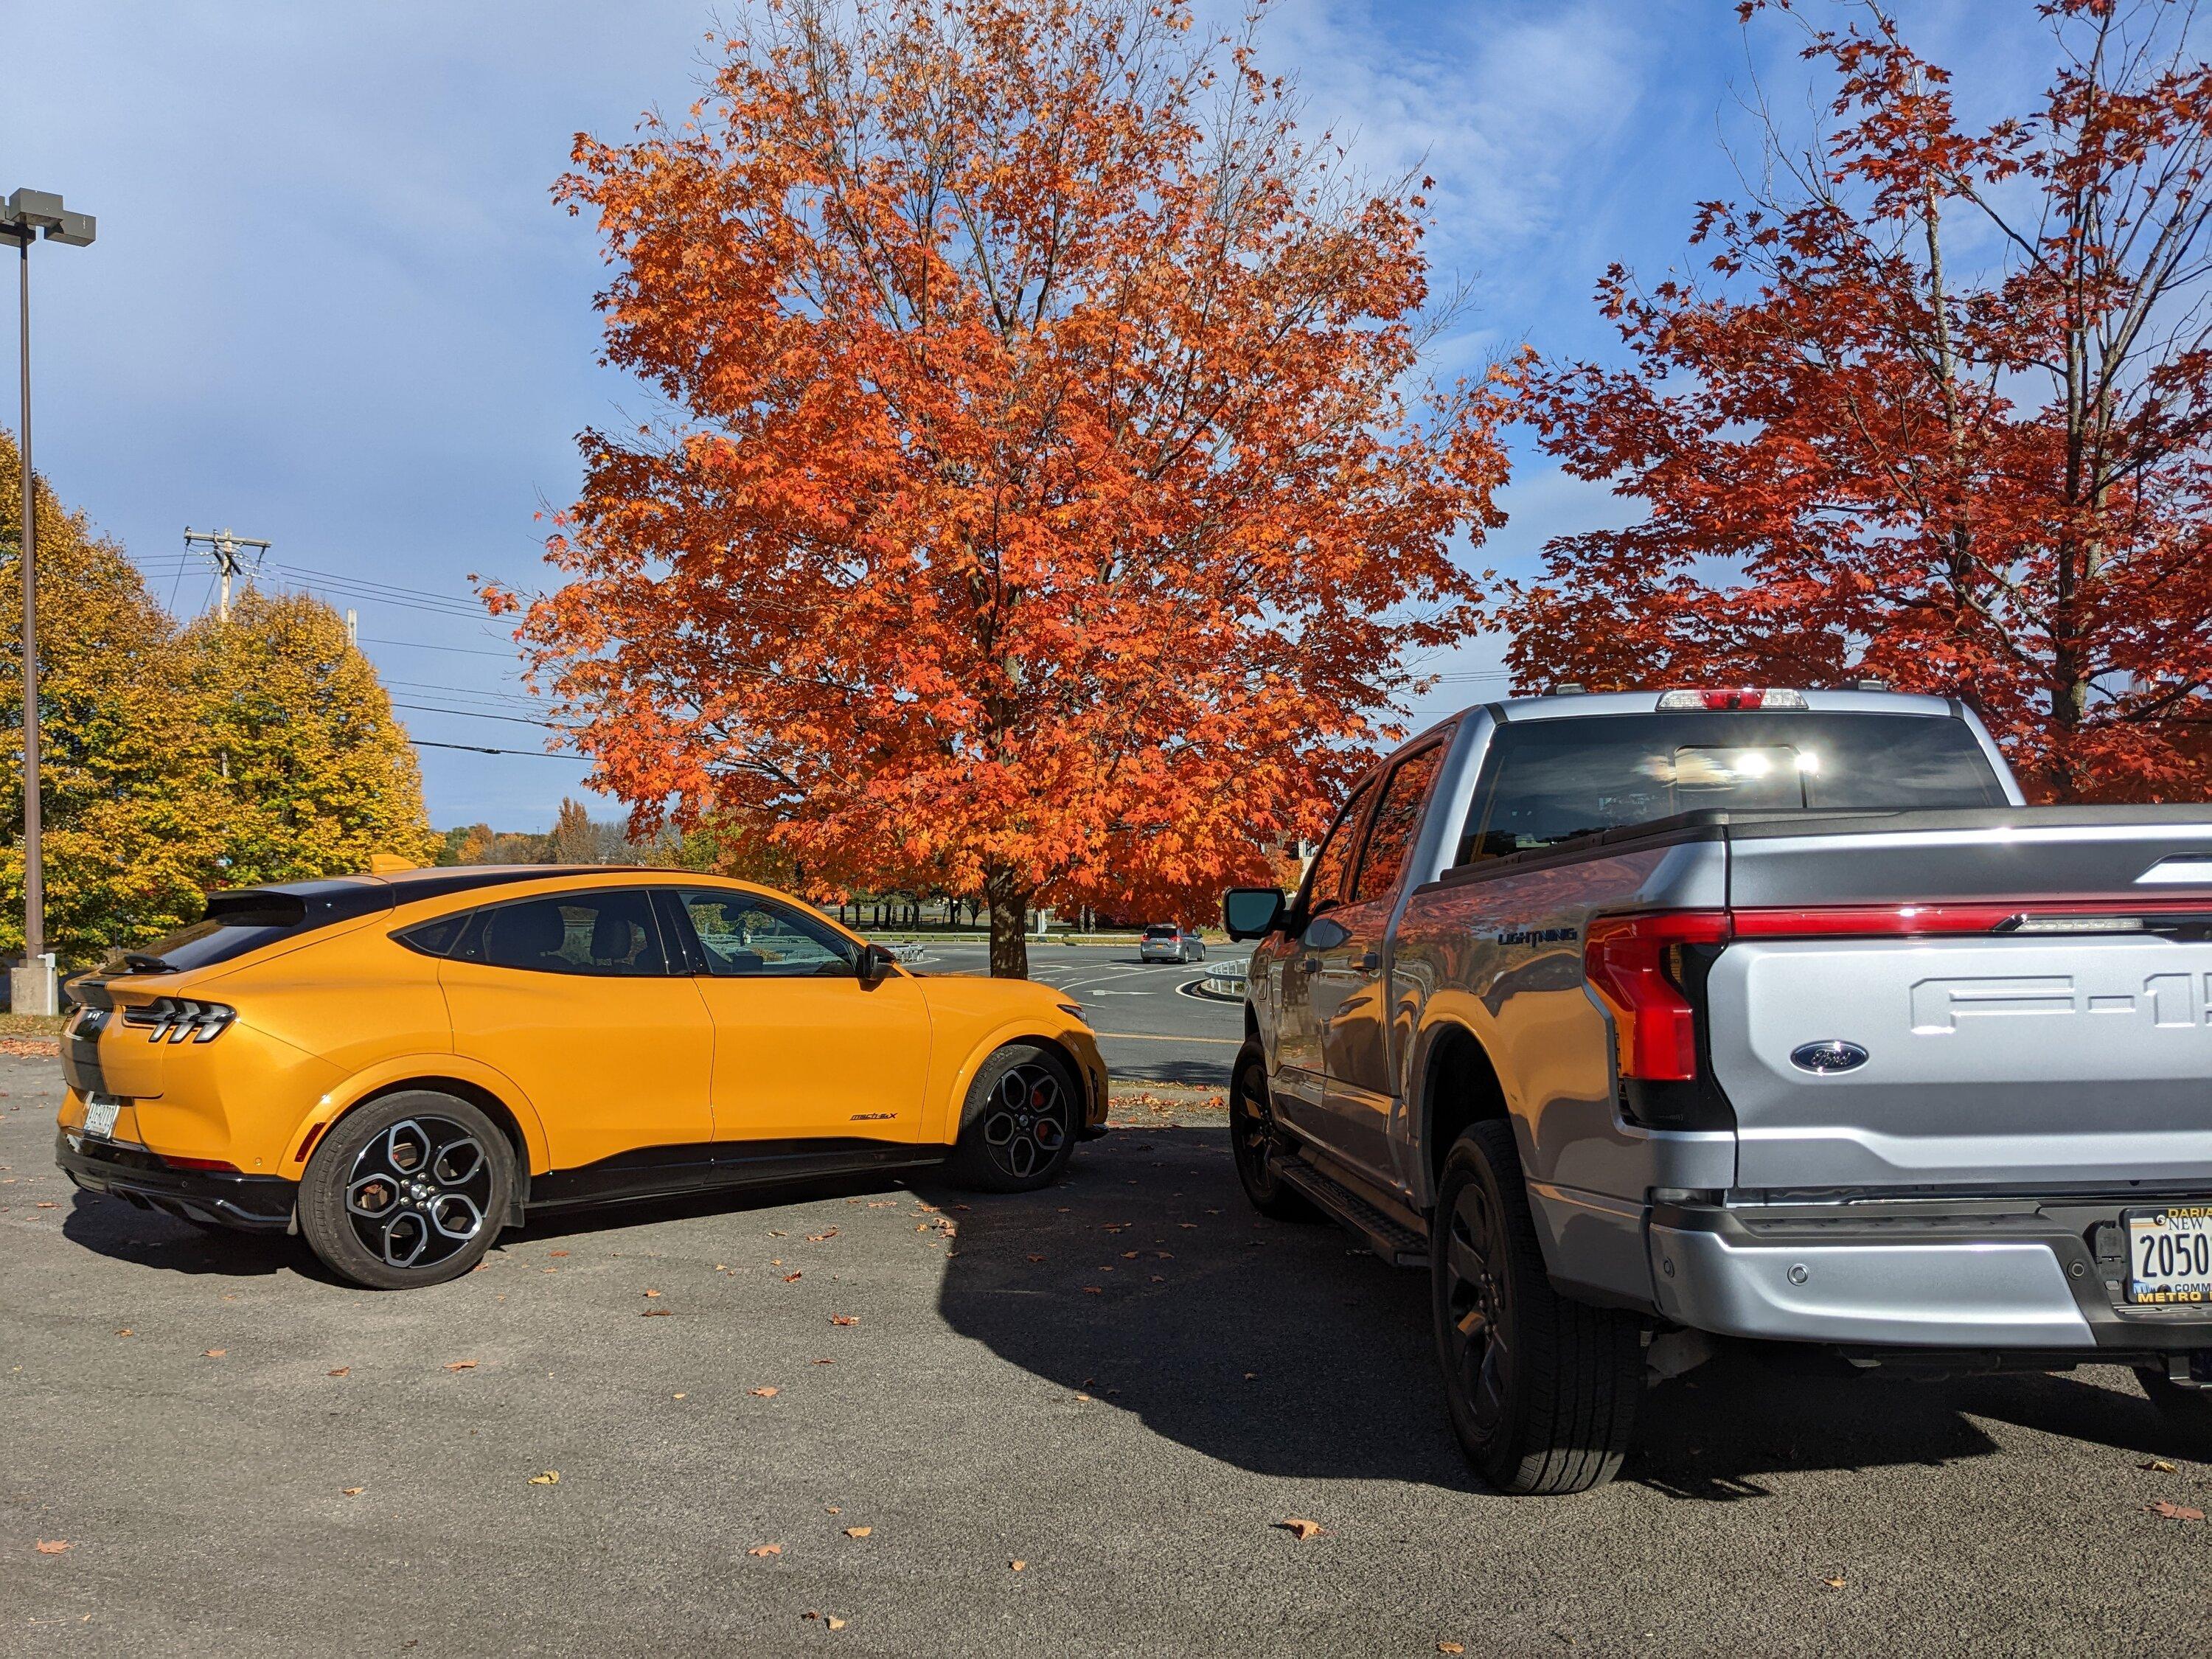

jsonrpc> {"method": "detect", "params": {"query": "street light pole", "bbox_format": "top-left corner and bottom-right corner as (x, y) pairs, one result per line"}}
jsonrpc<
(2, 189), (95, 1017)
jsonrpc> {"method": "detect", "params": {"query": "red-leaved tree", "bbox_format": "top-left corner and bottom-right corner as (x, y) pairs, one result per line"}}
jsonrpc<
(1493, 0), (2212, 801)
(496, 0), (1507, 973)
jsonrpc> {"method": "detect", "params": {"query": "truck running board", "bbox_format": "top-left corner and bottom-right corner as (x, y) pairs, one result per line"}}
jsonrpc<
(1273, 1155), (1430, 1268)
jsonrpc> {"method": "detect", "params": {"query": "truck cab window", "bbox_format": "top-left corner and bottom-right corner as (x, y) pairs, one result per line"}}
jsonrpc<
(1454, 711), (2007, 865)
(1352, 744), (1444, 903)
(1304, 779), (1374, 916)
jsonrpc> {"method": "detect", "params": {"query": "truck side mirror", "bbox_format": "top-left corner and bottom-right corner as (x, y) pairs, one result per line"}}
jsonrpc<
(1222, 888), (1287, 941)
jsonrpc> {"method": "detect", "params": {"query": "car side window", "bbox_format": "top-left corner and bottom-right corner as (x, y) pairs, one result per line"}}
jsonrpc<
(678, 891), (858, 978)
(1351, 743), (1444, 904)
(453, 890), (669, 976)
(1304, 779), (1375, 917)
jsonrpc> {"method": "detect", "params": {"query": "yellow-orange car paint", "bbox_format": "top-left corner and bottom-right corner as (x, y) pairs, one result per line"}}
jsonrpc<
(60, 869), (1106, 1192)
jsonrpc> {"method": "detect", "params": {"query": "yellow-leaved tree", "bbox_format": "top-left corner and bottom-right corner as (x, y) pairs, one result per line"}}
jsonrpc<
(0, 431), (220, 966)
(178, 587), (440, 887)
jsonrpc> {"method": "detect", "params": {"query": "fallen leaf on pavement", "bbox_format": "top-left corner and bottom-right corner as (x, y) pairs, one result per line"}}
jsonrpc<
(672, 1393), (686, 1400)
(807, 1229), (839, 1241)
(2142, 1459), (2177, 1472)
(529, 1470), (560, 1484)
(444, 1360), (476, 1371)
(2149, 1500), (2205, 1521)
(844, 1526), (871, 1538)
(828, 1617), (846, 1630)
(202, 1349), (226, 1359)
(1276, 1518), (1324, 1540)
(35, 1200), (57, 1208)
(342, 1487), (365, 1497)
(1821, 1576), (1846, 1590)
(784, 1272), (803, 1282)
(751, 1386), (779, 1397)
(1026, 1253), (1046, 1262)
(114, 1328), (132, 1338)
(327, 1367), (349, 1377)
(1010, 1559), (1026, 1571)
(643, 1288), (661, 1298)
(813, 1357), (835, 1365)
(827, 1506), (841, 1514)
(1439, 1644), (1465, 1655)
(749, 1543), (782, 1557)
(1082, 1286), (1103, 1295)
(35, 1540), (70, 1554)
(548, 1250), (568, 1257)
(830, 1315), (858, 1326)
(641, 1308), (672, 1318)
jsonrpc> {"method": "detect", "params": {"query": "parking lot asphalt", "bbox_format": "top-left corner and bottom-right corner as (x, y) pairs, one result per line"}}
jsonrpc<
(909, 940), (1244, 1087)
(6, 1051), (2211, 1657)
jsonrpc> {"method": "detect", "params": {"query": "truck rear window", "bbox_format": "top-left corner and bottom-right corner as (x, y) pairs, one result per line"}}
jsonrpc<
(1455, 712), (2008, 863)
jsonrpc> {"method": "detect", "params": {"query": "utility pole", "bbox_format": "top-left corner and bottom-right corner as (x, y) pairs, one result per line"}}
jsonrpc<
(1, 189), (96, 1018)
(182, 526), (271, 622)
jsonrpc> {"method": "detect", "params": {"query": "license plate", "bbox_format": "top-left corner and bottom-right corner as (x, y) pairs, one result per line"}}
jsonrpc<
(2126, 1206), (2212, 1305)
(82, 1095), (121, 1140)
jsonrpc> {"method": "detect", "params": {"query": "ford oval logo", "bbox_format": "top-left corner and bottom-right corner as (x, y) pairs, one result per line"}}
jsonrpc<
(1791, 1040), (1869, 1074)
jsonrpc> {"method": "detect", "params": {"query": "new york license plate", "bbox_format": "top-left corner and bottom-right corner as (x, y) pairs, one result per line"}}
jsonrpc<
(81, 1094), (122, 1139)
(2126, 1206), (2212, 1305)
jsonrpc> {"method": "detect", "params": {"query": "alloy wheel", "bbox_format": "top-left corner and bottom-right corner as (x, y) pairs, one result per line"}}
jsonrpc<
(980, 1062), (1068, 1180)
(342, 1115), (493, 1271)
(1441, 1180), (1513, 1436)
(1232, 1065), (1275, 1178)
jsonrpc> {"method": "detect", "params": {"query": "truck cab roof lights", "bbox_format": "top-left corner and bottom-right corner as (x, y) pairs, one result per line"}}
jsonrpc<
(1655, 689), (1811, 712)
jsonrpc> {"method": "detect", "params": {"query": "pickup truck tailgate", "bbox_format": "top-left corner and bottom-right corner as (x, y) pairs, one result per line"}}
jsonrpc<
(1711, 931), (2212, 1191)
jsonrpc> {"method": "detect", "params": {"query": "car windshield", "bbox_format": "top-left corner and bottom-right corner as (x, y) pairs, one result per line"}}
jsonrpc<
(1455, 710), (2008, 863)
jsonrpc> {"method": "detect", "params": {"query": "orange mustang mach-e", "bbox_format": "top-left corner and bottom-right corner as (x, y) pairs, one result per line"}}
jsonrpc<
(58, 866), (1105, 1288)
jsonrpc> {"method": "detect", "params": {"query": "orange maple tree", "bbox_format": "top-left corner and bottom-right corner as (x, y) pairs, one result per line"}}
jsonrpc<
(500, 0), (1506, 972)
(1492, 0), (2212, 801)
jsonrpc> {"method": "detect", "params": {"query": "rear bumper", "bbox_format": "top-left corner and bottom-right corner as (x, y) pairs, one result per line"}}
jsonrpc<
(55, 1130), (296, 1233)
(1649, 1198), (2212, 1353)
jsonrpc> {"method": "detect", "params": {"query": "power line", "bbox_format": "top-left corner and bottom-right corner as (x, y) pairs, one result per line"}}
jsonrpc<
(409, 737), (588, 759)
(389, 700), (562, 730)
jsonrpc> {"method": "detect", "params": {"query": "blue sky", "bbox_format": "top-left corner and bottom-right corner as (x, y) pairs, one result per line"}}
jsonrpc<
(6, 0), (2027, 829)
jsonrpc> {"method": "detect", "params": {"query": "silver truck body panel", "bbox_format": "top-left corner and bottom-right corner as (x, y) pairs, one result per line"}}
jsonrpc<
(1711, 934), (2212, 1191)
(1647, 1225), (2095, 1346)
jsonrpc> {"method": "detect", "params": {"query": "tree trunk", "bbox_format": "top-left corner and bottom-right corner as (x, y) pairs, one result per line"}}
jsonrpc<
(986, 882), (1030, 978)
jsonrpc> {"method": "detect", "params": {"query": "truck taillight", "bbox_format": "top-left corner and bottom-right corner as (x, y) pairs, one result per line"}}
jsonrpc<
(1583, 911), (1731, 1081)
(1654, 688), (1809, 712)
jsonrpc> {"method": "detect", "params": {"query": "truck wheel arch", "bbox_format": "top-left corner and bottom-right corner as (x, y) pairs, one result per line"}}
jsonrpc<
(1417, 1022), (1513, 1207)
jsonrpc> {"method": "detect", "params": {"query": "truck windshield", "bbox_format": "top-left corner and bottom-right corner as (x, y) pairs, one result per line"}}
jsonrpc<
(1455, 711), (2008, 864)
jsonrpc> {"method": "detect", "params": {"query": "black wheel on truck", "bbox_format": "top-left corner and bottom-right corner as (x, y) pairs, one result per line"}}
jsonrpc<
(1228, 1040), (1319, 1222)
(2135, 1366), (2212, 1458)
(1431, 1120), (1644, 1495)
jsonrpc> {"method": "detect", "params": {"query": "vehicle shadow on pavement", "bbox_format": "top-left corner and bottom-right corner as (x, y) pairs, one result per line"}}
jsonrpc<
(930, 1128), (2199, 1498)
(62, 1191), (313, 1281)
(1631, 1352), (2197, 1500)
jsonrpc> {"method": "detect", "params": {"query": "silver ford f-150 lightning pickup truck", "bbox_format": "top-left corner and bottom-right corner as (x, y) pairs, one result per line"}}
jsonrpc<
(1221, 687), (2212, 1494)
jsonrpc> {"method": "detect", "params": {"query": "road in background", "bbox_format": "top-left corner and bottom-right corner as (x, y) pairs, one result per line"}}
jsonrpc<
(910, 941), (1242, 1087)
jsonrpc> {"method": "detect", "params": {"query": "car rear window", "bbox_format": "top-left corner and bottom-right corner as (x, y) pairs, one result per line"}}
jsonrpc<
(1144, 925), (1179, 939)
(1455, 711), (2009, 864)
(115, 883), (397, 974)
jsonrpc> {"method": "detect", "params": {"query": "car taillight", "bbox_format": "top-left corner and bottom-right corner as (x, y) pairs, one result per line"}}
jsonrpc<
(1582, 911), (1731, 1081)
(161, 1154), (240, 1172)
(120, 998), (237, 1043)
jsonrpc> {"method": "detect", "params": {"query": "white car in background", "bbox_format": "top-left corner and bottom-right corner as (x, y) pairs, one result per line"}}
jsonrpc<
(1138, 924), (1206, 964)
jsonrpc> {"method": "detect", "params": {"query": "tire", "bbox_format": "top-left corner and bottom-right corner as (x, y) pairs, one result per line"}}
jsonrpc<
(1431, 1120), (1643, 1494)
(1228, 1041), (1319, 1221)
(2136, 1366), (2212, 1458)
(298, 1091), (515, 1290)
(945, 1044), (1080, 1193)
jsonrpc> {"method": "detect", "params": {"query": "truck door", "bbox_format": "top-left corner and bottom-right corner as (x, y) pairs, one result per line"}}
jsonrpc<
(1318, 741), (1446, 1180)
(1273, 778), (1374, 1133)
